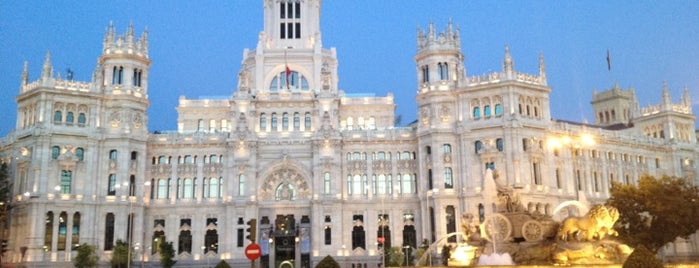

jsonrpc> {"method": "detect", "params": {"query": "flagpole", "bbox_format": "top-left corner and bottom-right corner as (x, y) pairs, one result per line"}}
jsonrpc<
(284, 47), (290, 90)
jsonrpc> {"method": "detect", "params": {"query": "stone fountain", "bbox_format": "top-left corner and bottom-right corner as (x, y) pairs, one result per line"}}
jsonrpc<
(443, 169), (633, 266)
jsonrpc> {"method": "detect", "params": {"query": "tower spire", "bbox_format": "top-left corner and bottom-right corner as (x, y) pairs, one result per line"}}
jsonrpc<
(503, 45), (514, 76)
(538, 52), (547, 85)
(126, 21), (135, 47)
(661, 81), (671, 107)
(682, 86), (692, 111)
(21, 61), (29, 86)
(41, 51), (53, 80)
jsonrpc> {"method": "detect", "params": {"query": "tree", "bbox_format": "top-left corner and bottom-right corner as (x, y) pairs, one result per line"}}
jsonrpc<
(606, 175), (699, 253)
(214, 260), (232, 268)
(110, 240), (130, 268)
(0, 163), (12, 264)
(622, 245), (663, 268)
(158, 240), (177, 268)
(74, 243), (99, 268)
(385, 246), (405, 267)
(314, 255), (340, 268)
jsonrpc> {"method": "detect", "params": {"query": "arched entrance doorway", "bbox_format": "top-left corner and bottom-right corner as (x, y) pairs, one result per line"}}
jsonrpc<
(257, 160), (313, 268)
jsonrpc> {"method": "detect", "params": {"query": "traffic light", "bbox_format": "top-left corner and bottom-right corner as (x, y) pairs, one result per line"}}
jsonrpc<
(245, 219), (257, 242)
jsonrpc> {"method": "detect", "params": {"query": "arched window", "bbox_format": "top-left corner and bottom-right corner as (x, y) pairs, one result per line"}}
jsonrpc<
(421, 65), (429, 83)
(72, 212), (81, 250)
(496, 138), (504, 152)
(484, 105), (491, 117)
(78, 113), (86, 126)
(109, 149), (118, 160)
(446, 206), (456, 242)
(443, 144), (452, 153)
(475, 141), (483, 154)
(58, 212), (68, 250)
(105, 213), (115, 250)
(129, 175), (136, 196)
(473, 107), (480, 118)
(282, 112), (289, 130)
(45, 212), (54, 251)
(293, 112), (300, 131)
(52, 146), (61, 159)
(494, 104), (503, 115)
(304, 112), (311, 129)
(438, 62), (449, 80)
(54, 110), (63, 123)
(269, 70), (309, 91)
(198, 119), (205, 132)
(76, 147), (84, 161)
(107, 174), (117, 196)
(271, 113), (278, 131)
(66, 112), (74, 124)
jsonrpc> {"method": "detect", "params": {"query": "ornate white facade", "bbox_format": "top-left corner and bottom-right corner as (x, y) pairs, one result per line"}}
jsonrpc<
(1, 1), (697, 267)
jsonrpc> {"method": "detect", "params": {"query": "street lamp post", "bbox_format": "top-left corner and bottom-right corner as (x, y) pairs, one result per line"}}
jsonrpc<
(125, 181), (133, 268)
(403, 245), (411, 267)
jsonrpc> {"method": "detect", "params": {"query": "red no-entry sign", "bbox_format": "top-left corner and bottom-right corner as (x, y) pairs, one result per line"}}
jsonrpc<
(245, 243), (261, 261)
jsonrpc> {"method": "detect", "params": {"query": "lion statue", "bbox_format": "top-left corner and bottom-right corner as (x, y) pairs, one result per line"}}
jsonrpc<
(557, 205), (619, 242)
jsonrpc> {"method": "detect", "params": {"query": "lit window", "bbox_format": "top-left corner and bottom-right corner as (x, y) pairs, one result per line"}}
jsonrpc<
(60, 170), (72, 194)
(444, 168), (453, 188)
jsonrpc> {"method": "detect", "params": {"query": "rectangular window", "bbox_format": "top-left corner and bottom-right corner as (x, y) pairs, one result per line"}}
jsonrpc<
(108, 174), (116, 195)
(280, 2), (285, 19)
(60, 170), (72, 194)
(324, 226), (332, 245)
(323, 172), (331, 194)
(555, 169), (561, 189)
(295, 22), (301, 38)
(444, 168), (453, 189)
(237, 228), (244, 247)
(280, 23), (286, 39)
(532, 162), (541, 185)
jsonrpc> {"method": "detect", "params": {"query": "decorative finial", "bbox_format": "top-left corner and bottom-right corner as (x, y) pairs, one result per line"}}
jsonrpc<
(41, 51), (53, 79)
(662, 81), (671, 106)
(503, 45), (514, 74)
(538, 52), (546, 84)
(682, 86), (691, 108)
(21, 61), (29, 86)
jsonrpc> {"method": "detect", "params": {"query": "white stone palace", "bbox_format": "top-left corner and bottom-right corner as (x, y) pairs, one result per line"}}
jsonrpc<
(1, 0), (697, 267)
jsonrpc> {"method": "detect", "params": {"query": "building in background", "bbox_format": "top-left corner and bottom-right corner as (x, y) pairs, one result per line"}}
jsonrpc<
(0, 0), (697, 267)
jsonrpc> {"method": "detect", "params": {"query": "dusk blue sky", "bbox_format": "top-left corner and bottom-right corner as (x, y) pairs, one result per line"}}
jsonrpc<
(1, 1), (698, 136)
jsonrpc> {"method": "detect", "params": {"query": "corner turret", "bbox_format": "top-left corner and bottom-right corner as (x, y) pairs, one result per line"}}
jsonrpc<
(96, 22), (151, 97)
(415, 20), (464, 93)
